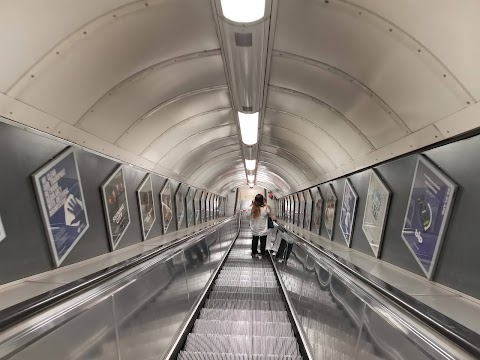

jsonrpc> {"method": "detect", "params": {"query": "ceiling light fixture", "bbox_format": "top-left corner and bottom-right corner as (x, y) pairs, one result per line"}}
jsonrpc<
(247, 175), (254, 182)
(245, 159), (256, 170)
(220, 0), (266, 23)
(238, 112), (259, 145)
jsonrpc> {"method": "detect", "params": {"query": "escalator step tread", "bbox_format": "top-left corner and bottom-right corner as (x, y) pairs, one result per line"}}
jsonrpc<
(192, 320), (294, 337)
(178, 351), (302, 360)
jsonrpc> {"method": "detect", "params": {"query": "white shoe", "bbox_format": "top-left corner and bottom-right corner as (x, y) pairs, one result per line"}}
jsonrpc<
(278, 259), (284, 263)
(257, 255), (262, 259)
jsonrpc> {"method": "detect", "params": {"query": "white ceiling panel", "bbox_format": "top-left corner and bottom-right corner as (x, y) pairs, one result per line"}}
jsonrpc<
(116, 87), (231, 155)
(267, 87), (374, 158)
(171, 137), (240, 174)
(158, 124), (238, 169)
(270, 54), (409, 148)
(77, 52), (226, 143)
(142, 108), (234, 163)
(346, 0), (480, 101)
(0, 0), (136, 91)
(9, 0), (219, 123)
(181, 145), (241, 177)
(264, 108), (352, 166)
(274, 0), (470, 130)
(260, 147), (315, 180)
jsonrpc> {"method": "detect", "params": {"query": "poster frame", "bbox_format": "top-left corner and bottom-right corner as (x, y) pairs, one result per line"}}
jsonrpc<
(401, 156), (458, 280)
(324, 184), (337, 240)
(186, 187), (194, 228)
(160, 180), (173, 234)
(293, 193), (299, 225)
(201, 191), (207, 223)
(137, 174), (156, 241)
(298, 191), (306, 227)
(101, 165), (131, 251)
(194, 189), (201, 225)
(312, 187), (323, 235)
(174, 183), (185, 231)
(304, 189), (313, 231)
(339, 179), (359, 247)
(362, 169), (392, 258)
(32, 147), (90, 267)
(0, 215), (6, 243)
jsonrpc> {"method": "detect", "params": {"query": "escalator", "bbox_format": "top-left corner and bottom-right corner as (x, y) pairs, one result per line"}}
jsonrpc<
(178, 222), (303, 359)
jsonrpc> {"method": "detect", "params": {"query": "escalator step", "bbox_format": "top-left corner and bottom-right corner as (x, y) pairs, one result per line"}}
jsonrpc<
(204, 299), (285, 311)
(178, 351), (303, 360)
(192, 320), (294, 337)
(199, 309), (290, 323)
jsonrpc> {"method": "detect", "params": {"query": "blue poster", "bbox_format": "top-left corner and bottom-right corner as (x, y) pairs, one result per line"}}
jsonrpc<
(339, 179), (358, 247)
(33, 148), (89, 267)
(401, 156), (457, 279)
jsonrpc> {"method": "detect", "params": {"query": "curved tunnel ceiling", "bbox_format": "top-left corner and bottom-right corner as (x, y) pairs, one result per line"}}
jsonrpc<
(1, 0), (479, 198)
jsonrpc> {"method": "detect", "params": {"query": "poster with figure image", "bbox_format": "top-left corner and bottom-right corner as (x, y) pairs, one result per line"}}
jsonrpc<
(362, 170), (391, 258)
(174, 184), (184, 230)
(201, 191), (206, 223)
(186, 187), (194, 227)
(312, 187), (323, 234)
(293, 193), (299, 225)
(304, 189), (313, 231)
(340, 179), (358, 247)
(298, 192), (305, 227)
(324, 185), (337, 240)
(32, 147), (90, 267)
(194, 189), (201, 225)
(101, 165), (130, 251)
(0, 215), (6, 243)
(161, 181), (173, 234)
(137, 174), (155, 240)
(401, 156), (457, 279)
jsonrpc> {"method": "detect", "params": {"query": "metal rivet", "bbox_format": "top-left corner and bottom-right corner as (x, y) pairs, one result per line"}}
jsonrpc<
(418, 49), (421, 53)
(145, 2), (149, 6)
(443, 74), (447, 77)
(83, 31), (87, 35)
(389, 28), (393, 32)
(435, 135), (438, 138)
(447, 130), (450, 133)
(56, 51), (60, 55)
(113, 14), (117, 18)
(30, 74), (35, 78)
(467, 101), (471, 105)
(9, 112), (12, 114)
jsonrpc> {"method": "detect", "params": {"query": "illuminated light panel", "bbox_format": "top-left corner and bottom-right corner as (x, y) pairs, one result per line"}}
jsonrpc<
(220, 0), (266, 23)
(238, 112), (259, 145)
(247, 175), (254, 182)
(245, 159), (256, 170)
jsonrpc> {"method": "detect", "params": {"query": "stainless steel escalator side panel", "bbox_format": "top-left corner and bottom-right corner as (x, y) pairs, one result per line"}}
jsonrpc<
(273, 225), (476, 360)
(0, 216), (239, 360)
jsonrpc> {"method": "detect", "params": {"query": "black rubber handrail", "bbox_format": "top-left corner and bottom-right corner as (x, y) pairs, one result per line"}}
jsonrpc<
(0, 217), (235, 331)
(276, 224), (480, 359)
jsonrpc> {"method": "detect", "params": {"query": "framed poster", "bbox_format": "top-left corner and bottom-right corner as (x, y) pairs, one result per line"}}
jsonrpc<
(186, 187), (194, 228)
(401, 156), (457, 279)
(194, 189), (201, 225)
(0, 215), (6, 243)
(324, 184), (337, 240)
(298, 192), (305, 227)
(304, 189), (313, 231)
(32, 147), (90, 267)
(340, 179), (359, 247)
(205, 193), (211, 221)
(289, 195), (294, 223)
(101, 165), (130, 251)
(161, 181), (173, 234)
(174, 184), (184, 230)
(312, 187), (323, 235)
(293, 193), (299, 225)
(137, 174), (155, 240)
(362, 170), (391, 258)
(201, 191), (207, 223)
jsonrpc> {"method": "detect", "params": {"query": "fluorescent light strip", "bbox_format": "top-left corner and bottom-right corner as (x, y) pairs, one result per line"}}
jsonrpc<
(247, 175), (254, 182)
(220, 0), (265, 23)
(238, 112), (259, 145)
(245, 159), (256, 170)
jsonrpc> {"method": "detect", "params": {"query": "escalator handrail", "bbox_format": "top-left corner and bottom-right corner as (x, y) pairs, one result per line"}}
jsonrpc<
(0, 216), (236, 332)
(275, 223), (480, 359)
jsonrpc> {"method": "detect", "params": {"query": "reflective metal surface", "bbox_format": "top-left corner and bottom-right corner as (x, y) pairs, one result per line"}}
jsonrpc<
(0, 216), (240, 359)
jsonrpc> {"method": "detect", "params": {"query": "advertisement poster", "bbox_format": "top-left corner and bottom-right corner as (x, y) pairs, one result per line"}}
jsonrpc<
(101, 166), (131, 251)
(401, 156), (457, 279)
(137, 174), (156, 240)
(362, 170), (391, 258)
(201, 192), (206, 223)
(205, 193), (211, 221)
(304, 189), (313, 231)
(161, 181), (173, 234)
(194, 189), (201, 225)
(32, 148), (90, 267)
(0, 215), (6, 243)
(298, 192), (305, 227)
(339, 179), (359, 247)
(175, 185), (184, 230)
(324, 184), (337, 240)
(312, 187), (323, 234)
(293, 193), (299, 225)
(186, 187), (194, 227)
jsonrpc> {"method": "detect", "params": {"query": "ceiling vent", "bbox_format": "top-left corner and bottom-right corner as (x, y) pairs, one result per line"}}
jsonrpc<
(235, 32), (253, 47)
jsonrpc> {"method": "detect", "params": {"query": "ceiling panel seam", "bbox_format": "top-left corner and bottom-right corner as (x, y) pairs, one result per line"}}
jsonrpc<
(269, 85), (376, 151)
(175, 144), (241, 174)
(260, 145), (315, 175)
(112, 85), (229, 145)
(182, 149), (243, 178)
(272, 50), (410, 133)
(140, 107), (233, 156)
(259, 150), (314, 180)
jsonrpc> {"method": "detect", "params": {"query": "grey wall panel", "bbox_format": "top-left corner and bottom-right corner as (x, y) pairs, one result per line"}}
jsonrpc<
(424, 136), (480, 297)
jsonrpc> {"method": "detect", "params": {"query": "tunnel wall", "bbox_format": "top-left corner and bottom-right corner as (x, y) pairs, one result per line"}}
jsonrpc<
(309, 133), (480, 299)
(0, 120), (215, 285)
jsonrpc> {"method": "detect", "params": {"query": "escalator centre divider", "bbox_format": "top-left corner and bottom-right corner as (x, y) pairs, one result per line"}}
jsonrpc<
(168, 219), (310, 360)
